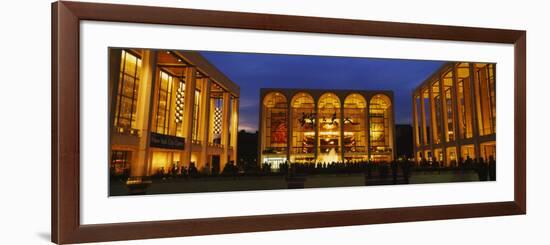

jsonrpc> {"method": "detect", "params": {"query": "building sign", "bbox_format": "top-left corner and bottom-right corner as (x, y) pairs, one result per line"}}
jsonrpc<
(149, 132), (185, 150)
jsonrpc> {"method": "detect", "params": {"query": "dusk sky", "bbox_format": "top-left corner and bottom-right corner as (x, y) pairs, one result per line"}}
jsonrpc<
(200, 51), (445, 132)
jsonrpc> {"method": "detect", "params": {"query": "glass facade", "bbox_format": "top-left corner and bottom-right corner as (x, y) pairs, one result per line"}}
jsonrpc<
(261, 92), (288, 159)
(317, 93), (342, 162)
(114, 50), (142, 130)
(262, 89), (395, 165)
(413, 62), (496, 166)
(290, 92), (316, 162)
(109, 49), (240, 177)
(153, 70), (174, 135)
(343, 94), (368, 161)
(369, 94), (393, 162)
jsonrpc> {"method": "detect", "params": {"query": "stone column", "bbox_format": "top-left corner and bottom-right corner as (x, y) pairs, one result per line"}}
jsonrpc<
(230, 97), (239, 163)
(131, 50), (157, 177)
(340, 101), (345, 162)
(199, 79), (211, 171)
(180, 67), (197, 170)
(220, 92), (231, 171)
(439, 73), (448, 166)
(469, 64), (481, 160)
(366, 97), (371, 162)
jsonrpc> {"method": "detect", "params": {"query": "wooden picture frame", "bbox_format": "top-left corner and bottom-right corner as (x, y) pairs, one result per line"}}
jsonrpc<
(51, 1), (526, 244)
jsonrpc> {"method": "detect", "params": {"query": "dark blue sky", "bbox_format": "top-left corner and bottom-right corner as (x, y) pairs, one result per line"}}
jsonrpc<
(200, 51), (444, 132)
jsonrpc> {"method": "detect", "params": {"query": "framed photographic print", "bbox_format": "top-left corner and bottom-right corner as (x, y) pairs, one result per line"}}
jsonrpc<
(52, 1), (526, 244)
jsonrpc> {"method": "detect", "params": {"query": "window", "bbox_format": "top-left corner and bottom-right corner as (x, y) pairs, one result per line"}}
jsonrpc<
(369, 94), (393, 162)
(192, 89), (201, 142)
(431, 80), (443, 144)
(262, 92), (288, 155)
(290, 92), (316, 162)
(154, 70), (174, 134)
(456, 63), (474, 139)
(443, 70), (456, 142)
(114, 50), (142, 129)
(343, 93), (368, 161)
(474, 63), (496, 135)
(110, 150), (131, 176)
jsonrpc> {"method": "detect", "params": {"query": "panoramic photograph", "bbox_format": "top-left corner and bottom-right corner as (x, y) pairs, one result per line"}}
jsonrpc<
(108, 48), (496, 196)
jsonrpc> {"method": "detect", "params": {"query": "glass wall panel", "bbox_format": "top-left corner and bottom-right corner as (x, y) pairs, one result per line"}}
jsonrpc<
(317, 93), (342, 163)
(369, 94), (393, 162)
(191, 89), (201, 142)
(474, 63), (496, 136)
(434, 148), (443, 165)
(442, 70), (456, 142)
(343, 93), (368, 162)
(291, 93), (316, 163)
(262, 92), (288, 158)
(153, 70), (174, 135)
(480, 141), (496, 161)
(414, 94), (423, 146)
(114, 50), (142, 130)
(456, 63), (474, 139)
(431, 81), (443, 144)
(460, 144), (475, 162)
(422, 89), (431, 144)
(446, 147), (457, 166)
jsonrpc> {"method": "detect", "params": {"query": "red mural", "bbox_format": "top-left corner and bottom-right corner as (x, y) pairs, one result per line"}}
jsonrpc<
(271, 112), (287, 144)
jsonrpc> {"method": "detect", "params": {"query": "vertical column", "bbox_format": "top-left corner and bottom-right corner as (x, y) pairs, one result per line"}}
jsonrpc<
(420, 91), (427, 148)
(428, 85), (436, 162)
(412, 93), (418, 164)
(220, 92), (231, 170)
(469, 64), (481, 160)
(230, 97), (239, 163)
(439, 74), (448, 166)
(366, 97), (371, 162)
(313, 99), (319, 163)
(258, 93), (265, 166)
(131, 50), (157, 177)
(340, 102), (345, 162)
(286, 94), (292, 163)
(390, 99), (396, 162)
(451, 65), (462, 163)
(181, 67), (197, 170)
(199, 79), (211, 171)
(168, 74), (178, 136)
(108, 49), (122, 128)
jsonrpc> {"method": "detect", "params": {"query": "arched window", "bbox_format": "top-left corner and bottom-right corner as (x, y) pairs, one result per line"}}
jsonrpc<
(369, 94), (393, 162)
(290, 92), (315, 163)
(317, 93), (341, 163)
(343, 93), (368, 162)
(261, 92), (288, 164)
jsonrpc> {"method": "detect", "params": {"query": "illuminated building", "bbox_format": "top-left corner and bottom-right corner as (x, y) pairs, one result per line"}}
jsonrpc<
(109, 49), (240, 177)
(259, 89), (395, 166)
(412, 62), (496, 165)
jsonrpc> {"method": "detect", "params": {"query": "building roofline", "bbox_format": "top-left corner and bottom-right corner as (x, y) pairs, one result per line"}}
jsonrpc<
(175, 50), (240, 97)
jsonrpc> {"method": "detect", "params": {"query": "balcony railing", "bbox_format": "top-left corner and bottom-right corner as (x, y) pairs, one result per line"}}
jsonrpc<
(114, 126), (140, 136)
(262, 147), (287, 154)
(290, 147), (314, 154)
(344, 146), (368, 153)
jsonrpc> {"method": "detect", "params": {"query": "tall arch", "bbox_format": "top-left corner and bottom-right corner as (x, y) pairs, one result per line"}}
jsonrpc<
(317, 92), (342, 163)
(369, 94), (394, 162)
(343, 93), (368, 162)
(260, 92), (288, 165)
(290, 92), (316, 163)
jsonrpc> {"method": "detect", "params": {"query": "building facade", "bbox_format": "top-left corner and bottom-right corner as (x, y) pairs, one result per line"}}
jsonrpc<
(109, 48), (240, 177)
(412, 62), (496, 166)
(259, 89), (395, 167)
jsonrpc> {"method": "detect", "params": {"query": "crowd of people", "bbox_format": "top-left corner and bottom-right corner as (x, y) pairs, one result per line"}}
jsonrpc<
(112, 156), (496, 182)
